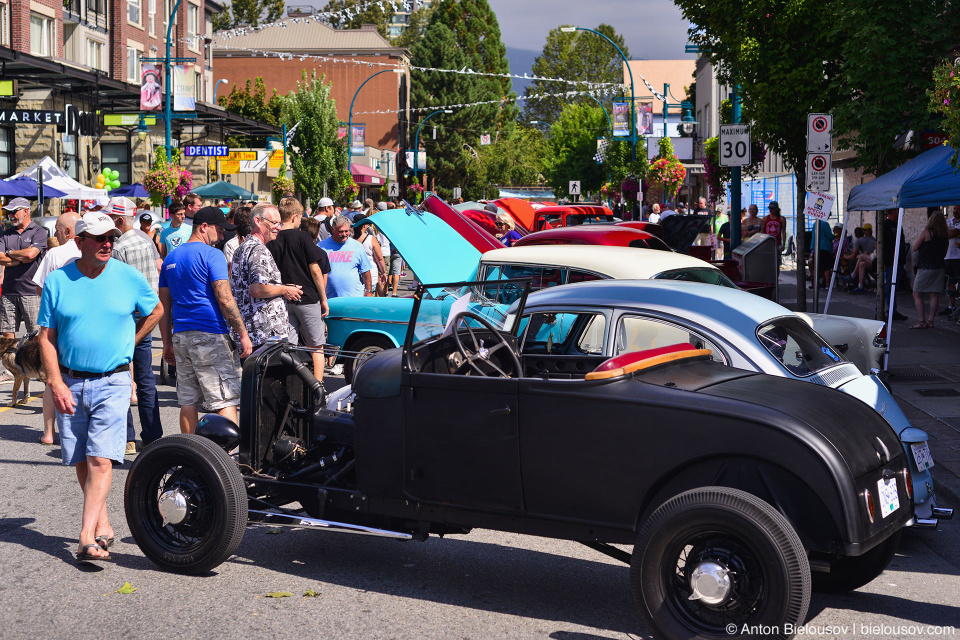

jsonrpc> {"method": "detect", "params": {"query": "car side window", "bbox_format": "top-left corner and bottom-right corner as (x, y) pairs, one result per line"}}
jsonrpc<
(566, 269), (602, 284)
(522, 312), (606, 355)
(615, 315), (725, 363)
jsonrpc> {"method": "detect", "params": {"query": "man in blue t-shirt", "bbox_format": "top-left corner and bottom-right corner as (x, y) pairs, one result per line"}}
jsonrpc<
(159, 207), (252, 434)
(317, 215), (373, 299)
(158, 203), (192, 258)
(36, 211), (162, 563)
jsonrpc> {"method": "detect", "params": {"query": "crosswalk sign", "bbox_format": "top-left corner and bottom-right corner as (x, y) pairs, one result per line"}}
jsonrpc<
(569, 180), (581, 195)
(388, 182), (399, 197)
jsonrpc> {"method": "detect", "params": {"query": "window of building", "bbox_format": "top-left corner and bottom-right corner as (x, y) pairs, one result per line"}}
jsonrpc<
(0, 129), (13, 178)
(88, 39), (105, 71)
(0, 4), (8, 47)
(148, 0), (156, 35)
(101, 142), (131, 185)
(30, 14), (55, 57)
(62, 135), (80, 181)
(187, 3), (199, 42)
(128, 0), (142, 25)
(127, 47), (141, 83)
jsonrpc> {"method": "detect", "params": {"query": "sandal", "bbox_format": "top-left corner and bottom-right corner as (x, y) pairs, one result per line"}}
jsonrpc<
(909, 323), (928, 329)
(76, 543), (112, 562)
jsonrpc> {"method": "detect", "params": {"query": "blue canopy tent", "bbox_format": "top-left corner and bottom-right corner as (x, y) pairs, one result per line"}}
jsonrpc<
(109, 183), (150, 198)
(0, 177), (68, 199)
(828, 144), (960, 368)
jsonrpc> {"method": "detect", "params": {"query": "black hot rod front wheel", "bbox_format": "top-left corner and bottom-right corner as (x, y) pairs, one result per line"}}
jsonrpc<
(631, 487), (811, 640)
(124, 434), (247, 574)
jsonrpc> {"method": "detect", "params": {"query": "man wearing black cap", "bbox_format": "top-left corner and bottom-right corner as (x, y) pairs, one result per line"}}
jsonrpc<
(159, 206), (253, 434)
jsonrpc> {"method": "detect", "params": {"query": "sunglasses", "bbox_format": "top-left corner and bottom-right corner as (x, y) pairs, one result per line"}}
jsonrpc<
(495, 222), (508, 227)
(80, 233), (116, 243)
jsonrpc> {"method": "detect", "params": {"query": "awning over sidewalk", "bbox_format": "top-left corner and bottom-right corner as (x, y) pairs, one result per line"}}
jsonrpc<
(350, 163), (385, 186)
(847, 145), (960, 211)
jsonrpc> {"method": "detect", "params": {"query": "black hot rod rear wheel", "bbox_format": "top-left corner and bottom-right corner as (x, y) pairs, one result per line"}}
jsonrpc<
(631, 487), (810, 640)
(343, 335), (394, 383)
(124, 434), (247, 574)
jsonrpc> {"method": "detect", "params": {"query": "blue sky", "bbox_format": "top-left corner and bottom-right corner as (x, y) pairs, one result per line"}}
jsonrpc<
(485, 0), (691, 60)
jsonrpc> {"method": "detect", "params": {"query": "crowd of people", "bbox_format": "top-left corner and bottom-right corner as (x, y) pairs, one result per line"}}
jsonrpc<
(0, 192), (406, 563)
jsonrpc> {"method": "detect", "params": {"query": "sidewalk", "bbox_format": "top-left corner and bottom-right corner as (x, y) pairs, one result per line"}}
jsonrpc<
(777, 267), (960, 506)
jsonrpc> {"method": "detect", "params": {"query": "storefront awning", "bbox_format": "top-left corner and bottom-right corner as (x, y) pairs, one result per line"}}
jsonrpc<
(351, 163), (384, 186)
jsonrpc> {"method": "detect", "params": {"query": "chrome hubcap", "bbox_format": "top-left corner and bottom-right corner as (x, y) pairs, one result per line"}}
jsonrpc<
(688, 561), (733, 605)
(158, 489), (190, 526)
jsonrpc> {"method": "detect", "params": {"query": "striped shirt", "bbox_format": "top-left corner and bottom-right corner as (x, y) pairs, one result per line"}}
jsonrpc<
(113, 229), (160, 292)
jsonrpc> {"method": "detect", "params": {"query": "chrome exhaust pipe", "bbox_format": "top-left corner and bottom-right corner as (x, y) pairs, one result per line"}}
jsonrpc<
(932, 507), (954, 520)
(247, 509), (413, 540)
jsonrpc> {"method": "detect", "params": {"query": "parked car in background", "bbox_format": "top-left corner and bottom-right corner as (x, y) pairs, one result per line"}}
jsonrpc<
(532, 205), (616, 231)
(422, 195), (502, 252)
(513, 225), (670, 251)
(509, 279), (950, 528)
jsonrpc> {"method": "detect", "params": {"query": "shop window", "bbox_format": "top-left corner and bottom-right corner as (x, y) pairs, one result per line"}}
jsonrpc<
(0, 129), (13, 178)
(62, 135), (80, 181)
(30, 14), (55, 57)
(101, 143), (131, 185)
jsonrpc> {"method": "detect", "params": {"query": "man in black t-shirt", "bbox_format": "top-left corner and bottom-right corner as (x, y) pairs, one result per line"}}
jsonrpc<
(268, 197), (332, 380)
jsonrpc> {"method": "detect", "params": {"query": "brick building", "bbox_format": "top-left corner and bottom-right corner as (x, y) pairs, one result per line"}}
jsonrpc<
(0, 0), (276, 202)
(213, 19), (410, 196)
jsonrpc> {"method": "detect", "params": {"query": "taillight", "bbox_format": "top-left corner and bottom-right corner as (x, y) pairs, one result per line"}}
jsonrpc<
(864, 489), (876, 523)
(904, 467), (913, 500)
(874, 324), (887, 348)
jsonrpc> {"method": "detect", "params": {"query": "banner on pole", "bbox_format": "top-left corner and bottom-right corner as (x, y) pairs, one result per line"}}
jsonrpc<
(612, 102), (630, 137)
(350, 124), (365, 155)
(140, 64), (162, 111)
(172, 66), (195, 112)
(637, 102), (654, 136)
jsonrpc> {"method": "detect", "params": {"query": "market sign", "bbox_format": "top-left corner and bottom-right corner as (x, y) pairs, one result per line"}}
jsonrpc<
(0, 105), (99, 136)
(184, 145), (230, 157)
(103, 114), (159, 126)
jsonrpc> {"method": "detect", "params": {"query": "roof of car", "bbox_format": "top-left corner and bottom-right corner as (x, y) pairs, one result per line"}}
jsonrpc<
(481, 245), (711, 278)
(520, 279), (794, 329)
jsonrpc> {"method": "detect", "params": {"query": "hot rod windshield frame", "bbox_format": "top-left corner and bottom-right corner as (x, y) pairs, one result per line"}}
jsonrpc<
(403, 278), (532, 355)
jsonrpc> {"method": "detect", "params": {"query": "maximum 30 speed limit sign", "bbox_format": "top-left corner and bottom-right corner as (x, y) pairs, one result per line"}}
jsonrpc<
(719, 124), (752, 167)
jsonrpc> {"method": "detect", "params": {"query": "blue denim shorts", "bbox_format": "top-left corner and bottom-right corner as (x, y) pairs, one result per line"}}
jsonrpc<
(58, 371), (132, 465)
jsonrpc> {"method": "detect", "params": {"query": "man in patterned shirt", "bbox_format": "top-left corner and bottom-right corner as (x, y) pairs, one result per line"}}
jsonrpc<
(230, 203), (301, 353)
(110, 201), (163, 452)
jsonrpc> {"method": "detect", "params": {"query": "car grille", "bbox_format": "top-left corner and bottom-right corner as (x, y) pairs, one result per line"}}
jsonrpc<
(808, 363), (861, 388)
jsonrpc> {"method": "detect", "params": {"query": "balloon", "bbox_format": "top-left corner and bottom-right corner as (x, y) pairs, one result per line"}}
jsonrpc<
(107, 169), (117, 179)
(111, 180), (121, 189)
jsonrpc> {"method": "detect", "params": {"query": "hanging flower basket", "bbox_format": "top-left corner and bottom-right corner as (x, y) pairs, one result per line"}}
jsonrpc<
(144, 147), (192, 203)
(272, 170), (295, 201)
(930, 59), (960, 165)
(407, 182), (425, 203)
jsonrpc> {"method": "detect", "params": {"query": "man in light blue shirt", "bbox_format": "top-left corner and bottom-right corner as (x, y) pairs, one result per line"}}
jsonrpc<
(158, 203), (191, 258)
(37, 212), (162, 563)
(317, 215), (373, 299)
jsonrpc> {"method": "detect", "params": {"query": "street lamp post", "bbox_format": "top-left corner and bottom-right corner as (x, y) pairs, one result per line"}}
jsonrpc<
(560, 26), (635, 161)
(413, 109), (453, 177)
(348, 68), (404, 161)
(213, 78), (228, 104)
(165, 0), (185, 161)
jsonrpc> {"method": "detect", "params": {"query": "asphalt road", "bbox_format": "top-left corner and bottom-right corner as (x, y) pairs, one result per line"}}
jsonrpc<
(0, 356), (959, 640)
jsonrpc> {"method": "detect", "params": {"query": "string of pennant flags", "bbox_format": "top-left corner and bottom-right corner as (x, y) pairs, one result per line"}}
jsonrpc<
(348, 85), (630, 116)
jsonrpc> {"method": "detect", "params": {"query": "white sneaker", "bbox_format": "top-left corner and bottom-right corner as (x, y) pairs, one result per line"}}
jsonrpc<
(330, 364), (344, 376)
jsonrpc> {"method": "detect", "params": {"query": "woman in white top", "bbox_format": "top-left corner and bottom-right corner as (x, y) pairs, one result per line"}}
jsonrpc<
(354, 216), (388, 296)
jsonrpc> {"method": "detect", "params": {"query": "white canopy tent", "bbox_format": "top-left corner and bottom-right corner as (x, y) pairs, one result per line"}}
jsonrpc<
(7, 156), (107, 199)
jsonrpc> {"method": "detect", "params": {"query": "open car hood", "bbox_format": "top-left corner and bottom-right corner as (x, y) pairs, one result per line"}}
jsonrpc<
(368, 208), (480, 285)
(660, 214), (710, 252)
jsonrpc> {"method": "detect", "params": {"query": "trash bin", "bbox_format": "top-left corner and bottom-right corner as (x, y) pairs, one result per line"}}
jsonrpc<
(733, 233), (779, 301)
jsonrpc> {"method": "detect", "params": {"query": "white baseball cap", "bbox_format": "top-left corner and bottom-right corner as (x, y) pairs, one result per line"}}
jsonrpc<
(318, 197), (334, 208)
(75, 212), (121, 237)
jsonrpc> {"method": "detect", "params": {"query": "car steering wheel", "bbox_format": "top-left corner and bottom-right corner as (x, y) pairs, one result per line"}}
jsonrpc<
(450, 311), (522, 378)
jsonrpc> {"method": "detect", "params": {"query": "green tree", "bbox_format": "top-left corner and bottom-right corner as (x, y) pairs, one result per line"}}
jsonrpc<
(391, 3), (436, 48)
(830, 0), (956, 176)
(675, 0), (841, 309)
(603, 138), (647, 187)
(472, 125), (547, 198)
(279, 70), (352, 201)
(542, 103), (607, 199)
(218, 77), (284, 147)
(320, 0), (395, 38)
(212, 0), (285, 31)
(409, 8), (511, 198)
(521, 24), (630, 126)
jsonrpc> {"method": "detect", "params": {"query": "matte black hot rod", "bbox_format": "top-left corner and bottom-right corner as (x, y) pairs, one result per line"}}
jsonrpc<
(125, 281), (910, 640)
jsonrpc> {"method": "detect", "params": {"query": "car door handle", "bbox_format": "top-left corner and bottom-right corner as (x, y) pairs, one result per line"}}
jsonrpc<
(489, 406), (511, 416)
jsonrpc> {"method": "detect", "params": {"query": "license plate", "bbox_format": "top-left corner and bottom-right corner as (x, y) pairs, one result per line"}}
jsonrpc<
(878, 478), (900, 518)
(911, 442), (934, 471)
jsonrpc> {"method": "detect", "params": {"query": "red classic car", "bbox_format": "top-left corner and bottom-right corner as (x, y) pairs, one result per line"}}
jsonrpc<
(532, 205), (616, 231)
(422, 195), (503, 252)
(616, 220), (664, 239)
(513, 225), (671, 251)
(494, 197), (536, 232)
